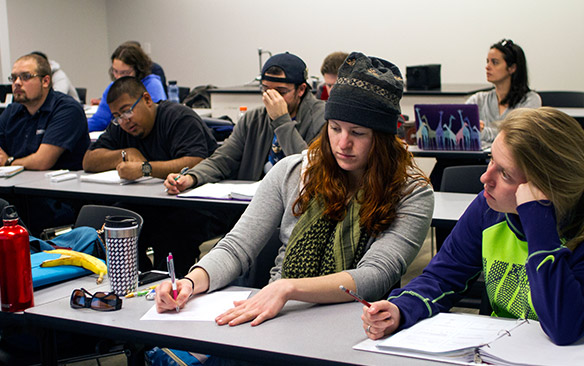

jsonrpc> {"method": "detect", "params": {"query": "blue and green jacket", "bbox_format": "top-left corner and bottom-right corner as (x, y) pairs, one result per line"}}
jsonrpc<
(389, 192), (584, 345)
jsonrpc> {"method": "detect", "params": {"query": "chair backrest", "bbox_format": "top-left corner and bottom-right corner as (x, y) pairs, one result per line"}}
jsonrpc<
(539, 91), (584, 108)
(440, 165), (487, 194)
(0, 84), (12, 103)
(75, 87), (87, 105)
(202, 117), (235, 142)
(178, 86), (190, 103)
(74, 205), (144, 235)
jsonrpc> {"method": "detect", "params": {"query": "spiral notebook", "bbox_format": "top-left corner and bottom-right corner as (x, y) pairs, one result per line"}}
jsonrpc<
(354, 312), (583, 366)
(0, 165), (24, 178)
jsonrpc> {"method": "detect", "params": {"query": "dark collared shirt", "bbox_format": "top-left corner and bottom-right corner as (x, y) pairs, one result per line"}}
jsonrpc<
(0, 89), (89, 170)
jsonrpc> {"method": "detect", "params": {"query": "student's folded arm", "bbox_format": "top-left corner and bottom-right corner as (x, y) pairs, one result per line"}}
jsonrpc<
(149, 156), (202, 180)
(388, 194), (487, 331)
(273, 98), (326, 156)
(13, 143), (64, 170)
(82, 148), (123, 172)
(520, 201), (584, 345)
(348, 183), (435, 302)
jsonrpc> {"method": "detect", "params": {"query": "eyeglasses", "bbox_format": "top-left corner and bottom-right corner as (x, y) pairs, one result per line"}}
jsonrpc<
(111, 95), (143, 126)
(261, 85), (294, 96)
(111, 67), (135, 78)
(70, 288), (122, 311)
(8, 72), (41, 83)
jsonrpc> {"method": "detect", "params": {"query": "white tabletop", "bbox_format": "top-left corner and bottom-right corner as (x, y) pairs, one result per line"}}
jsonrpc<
(433, 192), (476, 225)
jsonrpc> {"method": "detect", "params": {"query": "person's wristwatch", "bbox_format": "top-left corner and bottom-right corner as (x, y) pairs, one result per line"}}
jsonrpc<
(141, 161), (152, 177)
(5, 156), (14, 166)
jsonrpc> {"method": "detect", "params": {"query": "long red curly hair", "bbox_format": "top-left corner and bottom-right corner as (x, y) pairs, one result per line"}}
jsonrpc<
(293, 123), (428, 236)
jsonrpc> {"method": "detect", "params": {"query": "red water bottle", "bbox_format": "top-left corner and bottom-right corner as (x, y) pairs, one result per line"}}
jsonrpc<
(0, 205), (34, 312)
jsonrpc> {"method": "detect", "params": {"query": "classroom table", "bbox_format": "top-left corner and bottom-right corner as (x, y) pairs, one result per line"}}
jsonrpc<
(408, 145), (491, 160)
(26, 285), (451, 366)
(0, 170), (49, 194)
(13, 172), (250, 211)
(556, 107), (584, 128)
(8, 173), (476, 364)
(12, 171), (474, 227)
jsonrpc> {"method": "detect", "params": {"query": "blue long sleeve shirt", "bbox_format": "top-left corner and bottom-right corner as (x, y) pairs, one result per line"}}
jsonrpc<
(389, 192), (584, 345)
(87, 74), (166, 132)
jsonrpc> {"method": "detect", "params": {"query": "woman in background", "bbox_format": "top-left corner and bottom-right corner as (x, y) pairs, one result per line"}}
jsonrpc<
(466, 39), (541, 148)
(87, 42), (166, 132)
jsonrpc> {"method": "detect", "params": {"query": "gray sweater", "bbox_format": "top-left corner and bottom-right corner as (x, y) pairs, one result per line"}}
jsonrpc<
(186, 92), (325, 186)
(466, 89), (541, 147)
(196, 153), (435, 301)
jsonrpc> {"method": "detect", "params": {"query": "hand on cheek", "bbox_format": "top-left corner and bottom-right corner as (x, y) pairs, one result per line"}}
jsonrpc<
(516, 182), (548, 207)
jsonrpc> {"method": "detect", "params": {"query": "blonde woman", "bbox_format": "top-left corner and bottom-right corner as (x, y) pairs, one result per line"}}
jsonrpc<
(363, 107), (584, 346)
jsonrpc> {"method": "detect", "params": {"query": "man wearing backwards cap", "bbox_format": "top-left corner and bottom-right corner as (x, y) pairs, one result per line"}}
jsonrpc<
(165, 52), (326, 193)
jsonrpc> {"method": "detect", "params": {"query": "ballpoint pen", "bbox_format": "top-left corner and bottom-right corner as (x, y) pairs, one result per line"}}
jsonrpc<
(339, 285), (371, 307)
(121, 150), (127, 162)
(174, 166), (190, 181)
(167, 252), (180, 312)
(165, 167), (190, 193)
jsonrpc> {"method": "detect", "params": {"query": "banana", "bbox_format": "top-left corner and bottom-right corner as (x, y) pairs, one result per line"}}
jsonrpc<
(41, 249), (107, 284)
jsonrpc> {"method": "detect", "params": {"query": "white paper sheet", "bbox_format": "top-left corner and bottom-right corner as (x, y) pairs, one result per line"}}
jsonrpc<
(80, 170), (153, 185)
(178, 182), (260, 200)
(140, 291), (251, 321)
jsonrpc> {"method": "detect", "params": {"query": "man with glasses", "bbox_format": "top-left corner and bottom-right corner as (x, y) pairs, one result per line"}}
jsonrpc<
(83, 76), (216, 180)
(0, 53), (89, 170)
(83, 76), (217, 275)
(164, 52), (326, 194)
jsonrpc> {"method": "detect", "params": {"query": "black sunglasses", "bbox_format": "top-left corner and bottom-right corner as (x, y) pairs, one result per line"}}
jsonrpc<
(70, 288), (122, 311)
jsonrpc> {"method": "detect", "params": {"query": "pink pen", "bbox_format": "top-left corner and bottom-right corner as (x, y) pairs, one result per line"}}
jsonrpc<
(167, 253), (180, 312)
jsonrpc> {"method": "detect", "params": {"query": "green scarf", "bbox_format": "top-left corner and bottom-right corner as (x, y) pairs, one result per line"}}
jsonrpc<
(281, 196), (369, 279)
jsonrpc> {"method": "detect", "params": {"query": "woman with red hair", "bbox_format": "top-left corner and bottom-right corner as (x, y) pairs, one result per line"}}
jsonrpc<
(156, 52), (434, 327)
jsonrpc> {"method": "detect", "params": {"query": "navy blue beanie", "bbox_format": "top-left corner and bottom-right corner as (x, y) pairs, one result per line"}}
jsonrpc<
(325, 52), (403, 134)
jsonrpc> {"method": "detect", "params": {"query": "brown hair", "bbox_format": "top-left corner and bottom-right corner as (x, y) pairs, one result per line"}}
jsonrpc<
(19, 54), (52, 87)
(109, 43), (152, 80)
(293, 123), (428, 236)
(500, 107), (584, 250)
(320, 52), (349, 76)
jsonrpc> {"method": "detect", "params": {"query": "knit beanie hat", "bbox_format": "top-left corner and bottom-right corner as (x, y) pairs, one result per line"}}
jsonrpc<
(324, 52), (403, 134)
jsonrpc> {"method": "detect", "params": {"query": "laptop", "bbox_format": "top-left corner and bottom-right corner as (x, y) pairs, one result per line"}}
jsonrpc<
(414, 104), (481, 151)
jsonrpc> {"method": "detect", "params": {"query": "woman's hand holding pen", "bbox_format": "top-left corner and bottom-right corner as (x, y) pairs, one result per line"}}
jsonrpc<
(164, 172), (194, 195)
(155, 268), (209, 313)
(155, 279), (193, 313)
(361, 300), (401, 340)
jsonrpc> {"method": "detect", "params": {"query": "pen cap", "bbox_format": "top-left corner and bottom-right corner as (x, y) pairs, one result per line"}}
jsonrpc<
(104, 216), (139, 296)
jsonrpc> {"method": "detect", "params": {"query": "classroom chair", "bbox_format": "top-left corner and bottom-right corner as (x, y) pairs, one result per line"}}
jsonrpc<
(438, 165), (490, 313)
(539, 91), (584, 108)
(75, 87), (87, 105)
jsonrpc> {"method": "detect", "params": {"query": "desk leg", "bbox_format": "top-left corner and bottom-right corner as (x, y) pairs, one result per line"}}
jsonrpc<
(39, 327), (58, 366)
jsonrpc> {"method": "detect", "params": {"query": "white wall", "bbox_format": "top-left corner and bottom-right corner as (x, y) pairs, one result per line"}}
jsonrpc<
(4, 0), (110, 100)
(3, 0), (583, 100)
(105, 0), (584, 94)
